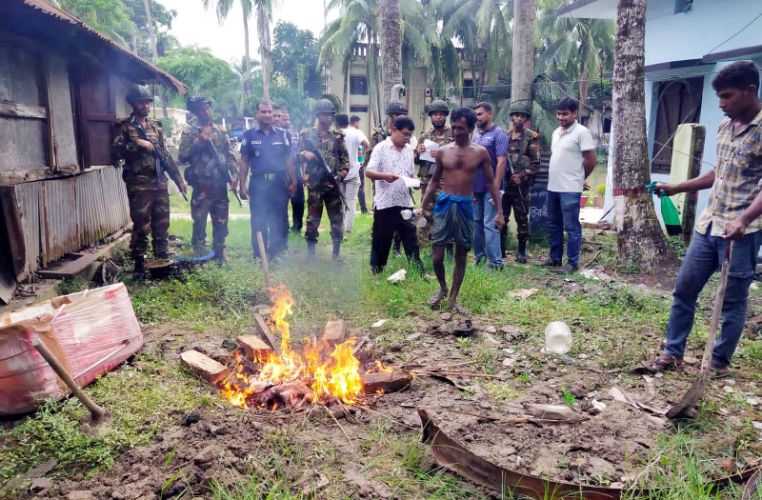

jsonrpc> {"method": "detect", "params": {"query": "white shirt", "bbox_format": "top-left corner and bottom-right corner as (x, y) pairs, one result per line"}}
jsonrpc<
(342, 127), (368, 179)
(368, 138), (415, 210)
(548, 121), (596, 193)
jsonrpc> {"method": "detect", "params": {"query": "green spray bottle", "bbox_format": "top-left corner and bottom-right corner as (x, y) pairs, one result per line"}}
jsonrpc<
(646, 181), (682, 236)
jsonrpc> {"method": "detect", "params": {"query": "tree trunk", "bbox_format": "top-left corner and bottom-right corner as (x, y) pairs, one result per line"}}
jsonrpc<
(511, 0), (536, 107)
(379, 0), (402, 104)
(242, 11), (251, 110)
(612, 0), (674, 269)
(256, 1), (271, 102)
(142, 0), (158, 61)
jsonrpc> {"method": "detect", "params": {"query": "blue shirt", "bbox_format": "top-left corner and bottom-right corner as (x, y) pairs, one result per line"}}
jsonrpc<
(242, 124), (291, 175)
(472, 125), (509, 193)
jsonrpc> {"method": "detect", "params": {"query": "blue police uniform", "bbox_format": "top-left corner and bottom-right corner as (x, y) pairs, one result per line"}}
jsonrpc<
(242, 123), (292, 258)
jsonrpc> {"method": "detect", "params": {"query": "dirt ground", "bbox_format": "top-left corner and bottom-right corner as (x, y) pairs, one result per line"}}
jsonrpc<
(47, 285), (762, 499)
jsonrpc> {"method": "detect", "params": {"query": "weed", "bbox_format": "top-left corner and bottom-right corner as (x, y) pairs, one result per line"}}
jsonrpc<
(559, 385), (577, 406)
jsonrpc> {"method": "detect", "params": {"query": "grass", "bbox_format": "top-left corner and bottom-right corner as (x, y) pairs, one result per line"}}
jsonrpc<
(2, 212), (760, 499)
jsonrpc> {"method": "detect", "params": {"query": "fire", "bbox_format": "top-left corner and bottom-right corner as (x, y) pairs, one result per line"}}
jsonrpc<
(219, 285), (365, 408)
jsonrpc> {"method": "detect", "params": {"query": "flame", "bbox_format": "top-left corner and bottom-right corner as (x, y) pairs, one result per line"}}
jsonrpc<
(219, 285), (365, 408)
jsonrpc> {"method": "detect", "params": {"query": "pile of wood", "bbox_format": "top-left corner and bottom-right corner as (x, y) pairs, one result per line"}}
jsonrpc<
(180, 317), (413, 410)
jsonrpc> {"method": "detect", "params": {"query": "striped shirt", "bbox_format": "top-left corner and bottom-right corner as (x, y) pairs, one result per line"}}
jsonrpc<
(697, 108), (762, 236)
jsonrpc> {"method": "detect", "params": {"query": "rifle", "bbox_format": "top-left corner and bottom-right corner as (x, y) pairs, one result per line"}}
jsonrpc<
(189, 117), (242, 206)
(131, 117), (188, 201)
(301, 136), (346, 209)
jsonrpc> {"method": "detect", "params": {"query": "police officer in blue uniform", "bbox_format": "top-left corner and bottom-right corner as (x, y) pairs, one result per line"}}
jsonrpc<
(240, 100), (297, 259)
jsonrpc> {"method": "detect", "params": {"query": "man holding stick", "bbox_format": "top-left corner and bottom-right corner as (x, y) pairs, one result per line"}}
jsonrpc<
(421, 107), (505, 316)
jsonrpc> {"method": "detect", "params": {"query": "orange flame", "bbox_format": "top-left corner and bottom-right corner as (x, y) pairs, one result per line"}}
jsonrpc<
(219, 285), (365, 408)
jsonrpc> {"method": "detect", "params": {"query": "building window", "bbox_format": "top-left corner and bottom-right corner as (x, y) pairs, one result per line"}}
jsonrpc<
(651, 77), (703, 174)
(349, 105), (368, 113)
(463, 79), (478, 99)
(350, 76), (368, 96)
(674, 0), (692, 13)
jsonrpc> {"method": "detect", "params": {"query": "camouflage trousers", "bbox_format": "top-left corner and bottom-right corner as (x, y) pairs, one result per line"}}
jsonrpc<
(501, 179), (531, 253)
(190, 184), (229, 253)
(127, 187), (170, 258)
(305, 187), (344, 243)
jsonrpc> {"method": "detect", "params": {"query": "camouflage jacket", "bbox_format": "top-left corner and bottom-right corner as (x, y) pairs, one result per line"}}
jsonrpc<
(178, 122), (238, 187)
(111, 114), (182, 192)
(508, 127), (541, 177)
(298, 127), (350, 192)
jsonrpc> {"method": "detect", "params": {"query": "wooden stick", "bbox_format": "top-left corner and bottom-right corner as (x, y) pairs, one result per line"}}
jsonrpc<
(418, 370), (511, 381)
(256, 231), (271, 292)
(321, 403), (357, 452)
(32, 339), (107, 422)
(253, 313), (281, 356)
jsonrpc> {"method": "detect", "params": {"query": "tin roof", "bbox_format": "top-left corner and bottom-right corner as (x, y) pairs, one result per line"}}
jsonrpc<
(3, 0), (186, 94)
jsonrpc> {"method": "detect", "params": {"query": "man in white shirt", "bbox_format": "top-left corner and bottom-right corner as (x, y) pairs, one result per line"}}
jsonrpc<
(365, 116), (424, 274)
(351, 115), (370, 214)
(546, 98), (597, 273)
(336, 113), (369, 233)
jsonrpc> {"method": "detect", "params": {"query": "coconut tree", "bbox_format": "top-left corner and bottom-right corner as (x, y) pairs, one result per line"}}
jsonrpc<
(201, 0), (274, 101)
(611, 0), (673, 269)
(536, 0), (615, 112)
(511, 0), (536, 107)
(320, 0), (445, 126)
(379, 0), (401, 104)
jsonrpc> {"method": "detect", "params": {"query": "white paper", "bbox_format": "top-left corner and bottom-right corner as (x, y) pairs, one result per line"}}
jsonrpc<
(419, 139), (440, 163)
(401, 176), (421, 189)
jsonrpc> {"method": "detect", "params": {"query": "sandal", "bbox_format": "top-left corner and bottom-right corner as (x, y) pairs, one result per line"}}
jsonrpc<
(710, 365), (730, 380)
(633, 354), (682, 374)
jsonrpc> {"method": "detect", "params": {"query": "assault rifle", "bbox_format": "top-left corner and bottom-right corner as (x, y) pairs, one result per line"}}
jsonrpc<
(131, 117), (187, 201)
(300, 135), (346, 209)
(189, 117), (242, 206)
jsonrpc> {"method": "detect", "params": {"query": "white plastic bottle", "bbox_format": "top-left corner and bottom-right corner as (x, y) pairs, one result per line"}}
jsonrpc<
(545, 321), (572, 354)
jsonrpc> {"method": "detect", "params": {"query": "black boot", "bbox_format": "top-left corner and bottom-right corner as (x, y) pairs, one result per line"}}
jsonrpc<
(517, 240), (527, 264)
(307, 241), (316, 259)
(332, 241), (342, 262)
(133, 255), (146, 281)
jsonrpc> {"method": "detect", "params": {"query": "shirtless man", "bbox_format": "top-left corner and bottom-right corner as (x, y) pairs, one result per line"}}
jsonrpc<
(421, 107), (505, 315)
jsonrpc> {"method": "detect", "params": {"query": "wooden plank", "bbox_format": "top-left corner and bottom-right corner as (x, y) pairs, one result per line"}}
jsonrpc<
(323, 319), (348, 346)
(236, 335), (273, 359)
(37, 252), (99, 279)
(253, 313), (281, 356)
(0, 102), (47, 119)
(180, 350), (228, 384)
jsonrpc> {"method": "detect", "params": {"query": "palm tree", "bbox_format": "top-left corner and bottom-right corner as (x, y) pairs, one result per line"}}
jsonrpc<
(536, 0), (615, 113)
(320, 0), (458, 126)
(611, 0), (673, 269)
(232, 57), (261, 113)
(201, 0), (274, 101)
(511, 0), (536, 107)
(379, 0), (401, 104)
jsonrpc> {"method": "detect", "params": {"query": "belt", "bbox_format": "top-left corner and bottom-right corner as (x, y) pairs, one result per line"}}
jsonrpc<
(254, 172), (282, 181)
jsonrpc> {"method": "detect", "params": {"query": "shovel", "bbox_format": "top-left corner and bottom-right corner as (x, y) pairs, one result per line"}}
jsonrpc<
(667, 241), (733, 419)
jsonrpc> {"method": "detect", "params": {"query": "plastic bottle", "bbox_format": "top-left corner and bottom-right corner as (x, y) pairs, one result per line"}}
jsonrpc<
(401, 209), (427, 228)
(544, 321), (572, 354)
(357, 145), (364, 164)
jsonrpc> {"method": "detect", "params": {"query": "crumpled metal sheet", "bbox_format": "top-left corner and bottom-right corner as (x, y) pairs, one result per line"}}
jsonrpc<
(418, 408), (624, 500)
(418, 408), (761, 499)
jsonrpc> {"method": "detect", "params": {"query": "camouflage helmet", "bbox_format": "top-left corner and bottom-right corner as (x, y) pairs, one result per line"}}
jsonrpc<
(385, 100), (408, 116)
(509, 101), (532, 118)
(126, 84), (153, 105)
(426, 99), (449, 116)
(185, 94), (212, 113)
(313, 98), (336, 115)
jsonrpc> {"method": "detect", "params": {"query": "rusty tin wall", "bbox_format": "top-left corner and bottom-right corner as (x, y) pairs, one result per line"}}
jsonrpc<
(8, 168), (130, 274)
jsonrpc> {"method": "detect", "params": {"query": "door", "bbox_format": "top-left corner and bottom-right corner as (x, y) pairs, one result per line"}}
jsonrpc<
(75, 66), (116, 168)
(651, 77), (703, 174)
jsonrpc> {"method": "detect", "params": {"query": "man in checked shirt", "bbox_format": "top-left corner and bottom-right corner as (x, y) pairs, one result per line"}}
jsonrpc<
(643, 61), (762, 378)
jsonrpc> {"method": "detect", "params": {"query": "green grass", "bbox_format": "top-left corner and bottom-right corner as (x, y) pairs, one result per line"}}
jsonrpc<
(2, 213), (760, 499)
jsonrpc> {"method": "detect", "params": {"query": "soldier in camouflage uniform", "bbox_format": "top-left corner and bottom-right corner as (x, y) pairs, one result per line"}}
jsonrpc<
(298, 99), (350, 260)
(368, 100), (414, 256)
(112, 84), (187, 279)
(178, 94), (238, 261)
(501, 101), (541, 263)
(415, 100), (453, 246)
